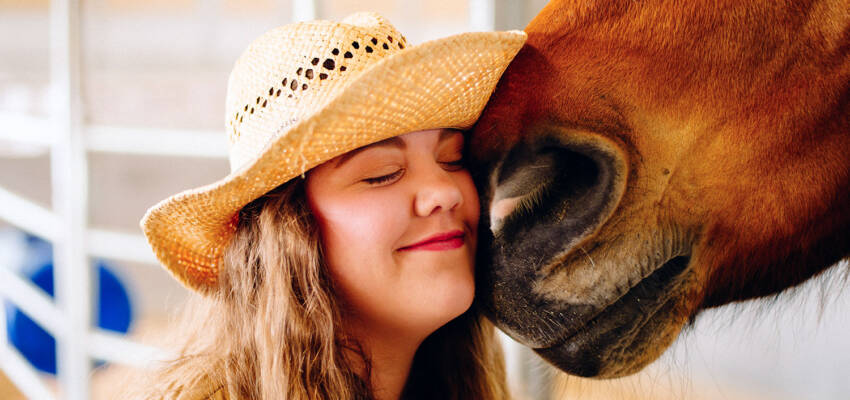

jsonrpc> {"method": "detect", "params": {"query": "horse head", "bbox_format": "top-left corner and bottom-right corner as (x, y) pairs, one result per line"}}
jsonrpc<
(471, 0), (850, 378)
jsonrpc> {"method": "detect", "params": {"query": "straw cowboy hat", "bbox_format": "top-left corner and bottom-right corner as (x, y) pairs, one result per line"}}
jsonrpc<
(140, 12), (526, 294)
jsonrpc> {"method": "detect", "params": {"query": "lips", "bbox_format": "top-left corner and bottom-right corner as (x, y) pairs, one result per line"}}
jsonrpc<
(399, 230), (465, 251)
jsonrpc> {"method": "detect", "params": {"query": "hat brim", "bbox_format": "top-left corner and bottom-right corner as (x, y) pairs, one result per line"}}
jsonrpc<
(140, 30), (527, 293)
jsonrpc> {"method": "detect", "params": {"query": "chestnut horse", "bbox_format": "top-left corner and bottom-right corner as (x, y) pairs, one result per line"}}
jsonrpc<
(470, 0), (849, 378)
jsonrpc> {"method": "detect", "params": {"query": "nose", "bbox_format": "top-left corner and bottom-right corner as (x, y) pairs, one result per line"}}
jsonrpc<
(413, 164), (464, 217)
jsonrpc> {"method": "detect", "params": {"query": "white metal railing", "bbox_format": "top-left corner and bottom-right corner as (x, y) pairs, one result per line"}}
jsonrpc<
(0, 112), (55, 147)
(86, 125), (226, 158)
(0, 184), (60, 241)
(0, 266), (67, 338)
(0, 0), (546, 399)
(86, 329), (171, 369)
(0, 343), (57, 400)
(0, 113), (227, 158)
(87, 229), (160, 266)
(0, 185), (161, 265)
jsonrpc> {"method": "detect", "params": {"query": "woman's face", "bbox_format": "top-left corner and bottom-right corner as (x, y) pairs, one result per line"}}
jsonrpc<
(306, 128), (479, 338)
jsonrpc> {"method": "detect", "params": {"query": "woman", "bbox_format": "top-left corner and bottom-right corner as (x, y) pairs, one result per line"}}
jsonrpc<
(136, 12), (525, 400)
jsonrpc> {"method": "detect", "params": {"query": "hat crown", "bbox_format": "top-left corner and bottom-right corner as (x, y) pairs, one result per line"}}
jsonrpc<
(224, 12), (409, 172)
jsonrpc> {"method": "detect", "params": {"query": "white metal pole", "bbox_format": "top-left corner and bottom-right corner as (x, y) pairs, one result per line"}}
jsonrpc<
(199, 0), (223, 64)
(470, 0), (528, 31)
(50, 0), (93, 399)
(468, 0), (495, 31)
(492, 0), (526, 31)
(292, 0), (318, 22)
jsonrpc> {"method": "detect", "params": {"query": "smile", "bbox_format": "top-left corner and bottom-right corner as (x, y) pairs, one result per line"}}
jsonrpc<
(399, 230), (465, 251)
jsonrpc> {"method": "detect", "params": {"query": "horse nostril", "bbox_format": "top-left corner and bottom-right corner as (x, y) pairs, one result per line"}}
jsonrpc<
(490, 195), (523, 232)
(489, 143), (560, 227)
(487, 134), (624, 243)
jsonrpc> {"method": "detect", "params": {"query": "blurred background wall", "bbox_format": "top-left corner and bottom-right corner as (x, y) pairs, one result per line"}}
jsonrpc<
(0, 0), (847, 399)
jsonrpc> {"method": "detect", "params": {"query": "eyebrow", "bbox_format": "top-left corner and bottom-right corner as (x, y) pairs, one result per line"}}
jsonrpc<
(332, 129), (462, 169)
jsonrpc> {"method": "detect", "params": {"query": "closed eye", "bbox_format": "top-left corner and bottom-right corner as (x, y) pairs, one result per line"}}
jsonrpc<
(363, 157), (463, 185)
(363, 169), (404, 185)
(441, 159), (465, 172)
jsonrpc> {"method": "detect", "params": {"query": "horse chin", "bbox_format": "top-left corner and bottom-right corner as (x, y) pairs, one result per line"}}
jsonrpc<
(531, 256), (695, 378)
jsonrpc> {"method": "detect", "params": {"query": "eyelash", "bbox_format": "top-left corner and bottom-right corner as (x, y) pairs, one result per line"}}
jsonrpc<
(364, 169), (403, 185)
(442, 159), (465, 171)
(363, 159), (466, 185)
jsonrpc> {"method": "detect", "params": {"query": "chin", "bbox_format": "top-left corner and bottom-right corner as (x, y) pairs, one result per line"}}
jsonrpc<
(417, 270), (473, 322)
(438, 271), (476, 320)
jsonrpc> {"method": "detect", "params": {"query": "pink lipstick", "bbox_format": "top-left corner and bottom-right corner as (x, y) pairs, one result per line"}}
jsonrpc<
(399, 230), (465, 251)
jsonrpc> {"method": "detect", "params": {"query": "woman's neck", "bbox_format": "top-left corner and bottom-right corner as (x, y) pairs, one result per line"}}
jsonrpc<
(345, 320), (428, 400)
(366, 334), (421, 400)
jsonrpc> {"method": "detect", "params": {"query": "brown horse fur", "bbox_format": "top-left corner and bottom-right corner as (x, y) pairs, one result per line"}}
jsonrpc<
(470, 0), (850, 378)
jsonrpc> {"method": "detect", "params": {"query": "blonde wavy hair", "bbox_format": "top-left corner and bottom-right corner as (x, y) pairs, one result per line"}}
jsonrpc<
(133, 178), (509, 400)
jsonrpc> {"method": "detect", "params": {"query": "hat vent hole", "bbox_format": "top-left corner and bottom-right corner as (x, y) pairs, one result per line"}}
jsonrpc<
(276, 89), (281, 97)
(371, 37), (378, 45)
(323, 59), (335, 70)
(305, 69), (314, 79)
(365, 46), (373, 53)
(352, 41), (360, 49)
(387, 36), (393, 43)
(382, 43), (389, 50)
(332, 48), (339, 55)
(319, 73), (328, 80)
(302, 83), (308, 90)
(344, 51), (353, 58)
(311, 58), (320, 65)
(290, 80), (298, 90)
(296, 68), (303, 75)
(282, 78), (288, 86)
(340, 66), (347, 72)
(399, 43), (404, 49)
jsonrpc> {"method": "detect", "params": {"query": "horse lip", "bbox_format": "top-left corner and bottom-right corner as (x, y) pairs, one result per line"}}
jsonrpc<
(533, 255), (692, 352)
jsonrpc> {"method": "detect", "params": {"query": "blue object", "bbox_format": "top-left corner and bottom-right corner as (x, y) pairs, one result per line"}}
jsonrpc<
(4, 236), (134, 375)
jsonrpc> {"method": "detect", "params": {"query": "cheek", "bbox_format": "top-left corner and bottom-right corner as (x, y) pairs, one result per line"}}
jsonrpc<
(314, 198), (403, 257)
(307, 190), (408, 298)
